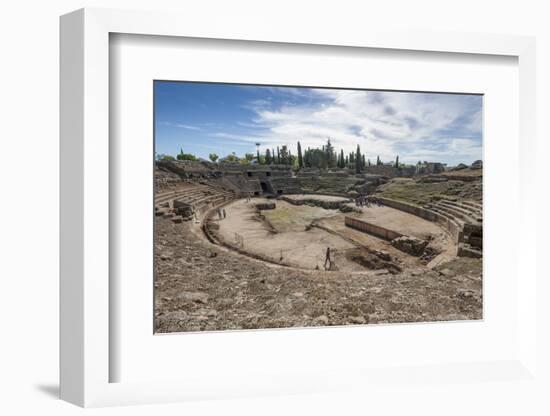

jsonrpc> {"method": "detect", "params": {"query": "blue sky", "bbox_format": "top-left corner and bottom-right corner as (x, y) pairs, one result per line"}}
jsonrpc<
(154, 81), (482, 165)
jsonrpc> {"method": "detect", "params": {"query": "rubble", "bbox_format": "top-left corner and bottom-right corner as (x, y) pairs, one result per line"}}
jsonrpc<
(391, 236), (429, 256)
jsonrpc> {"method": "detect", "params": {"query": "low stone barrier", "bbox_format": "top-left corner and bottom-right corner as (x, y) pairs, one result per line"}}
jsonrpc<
(344, 216), (403, 241)
(280, 195), (351, 211)
(255, 202), (276, 210)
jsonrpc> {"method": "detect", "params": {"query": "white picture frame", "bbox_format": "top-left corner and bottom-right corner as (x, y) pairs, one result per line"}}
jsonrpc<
(60, 7), (538, 408)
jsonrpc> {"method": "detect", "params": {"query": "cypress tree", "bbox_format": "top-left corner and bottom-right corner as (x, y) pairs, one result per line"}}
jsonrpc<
(395, 155), (399, 168)
(325, 138), (335, 168)
(297, 141), (303, 168)
(355, 145), (362, 174)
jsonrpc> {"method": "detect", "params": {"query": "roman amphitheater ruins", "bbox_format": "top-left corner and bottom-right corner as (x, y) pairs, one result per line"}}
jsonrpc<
(154, 159), (483, 332)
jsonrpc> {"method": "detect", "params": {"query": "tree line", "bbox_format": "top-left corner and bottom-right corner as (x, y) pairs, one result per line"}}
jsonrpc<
(157, 139), (402, 172)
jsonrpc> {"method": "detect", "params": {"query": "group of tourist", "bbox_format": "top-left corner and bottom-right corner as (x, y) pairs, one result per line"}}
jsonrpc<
(355, 195), (384, 208)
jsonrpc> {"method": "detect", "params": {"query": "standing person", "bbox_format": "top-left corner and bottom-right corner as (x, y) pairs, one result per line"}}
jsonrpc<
(217, 208), (222, 220)
(222, 208), (226, 219)
(324, 247), (331, 270)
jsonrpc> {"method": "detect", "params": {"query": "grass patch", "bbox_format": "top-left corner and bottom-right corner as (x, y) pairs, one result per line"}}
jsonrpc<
(376, 179), (481, 206)
(262, 204), (337, 232)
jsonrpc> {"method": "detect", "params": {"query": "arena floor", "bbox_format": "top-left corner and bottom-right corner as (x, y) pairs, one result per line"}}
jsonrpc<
(213, 195), (456, 271)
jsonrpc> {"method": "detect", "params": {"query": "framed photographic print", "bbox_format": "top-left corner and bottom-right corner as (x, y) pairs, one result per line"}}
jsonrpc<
(152, 81), (484, 334)
(60, 8), (538, 408)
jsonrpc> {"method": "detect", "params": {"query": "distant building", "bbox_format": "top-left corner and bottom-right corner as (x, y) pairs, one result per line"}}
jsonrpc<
(416, 161), (446, 174)
(365, 164), (416, 178)
(470, 160), (483, 169)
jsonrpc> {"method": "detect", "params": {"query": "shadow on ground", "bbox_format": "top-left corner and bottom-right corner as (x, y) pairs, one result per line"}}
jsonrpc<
(34, 383), (59, 399)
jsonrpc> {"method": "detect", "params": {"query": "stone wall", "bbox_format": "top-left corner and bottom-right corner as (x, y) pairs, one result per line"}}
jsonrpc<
(223, 174), (262, 195)
(281, 196), (353, 211)
(344, 216), (403, 241)
(365, 165), (397, 177)
(268, 177), (301, 194)
(376, 197), (463, 243)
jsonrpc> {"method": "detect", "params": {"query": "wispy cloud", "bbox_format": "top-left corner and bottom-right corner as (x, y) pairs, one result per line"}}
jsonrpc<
(159, 121), (201, 130)
(208, 132), (258, 143)
(155, 82), (482, 165)
(237, 89), (482, 164)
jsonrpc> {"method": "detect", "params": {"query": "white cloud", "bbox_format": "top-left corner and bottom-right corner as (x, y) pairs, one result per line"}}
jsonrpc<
(160, 121), (201, 130)
(238, 89), (482, 165)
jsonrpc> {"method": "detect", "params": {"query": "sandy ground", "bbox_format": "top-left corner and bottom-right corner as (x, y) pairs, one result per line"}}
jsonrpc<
(349, 204), (444, 240)
(346, 204), (457, 266)
(214, 196), (456, 271)
(215, 198), (362, 271)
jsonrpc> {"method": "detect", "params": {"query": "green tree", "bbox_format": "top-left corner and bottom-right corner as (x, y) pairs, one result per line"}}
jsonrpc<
(243, 153), (255, 164)
(280, 145), (290, 165)
(159, 154), (175, 161)
(209, 153), (219, 163)
(223, 152), (240, 163)
(304, 147), (311, 167)
(325, 138), (336, 168)
(355, 145), (362, 174)
(265, 148), (272, 165)
(224, 152), (240, 163)
(177, 148), (197, 161)
(276, 147), (281, 164)
(303, 147), (327, 169)
(376, 155), (381, 165)
(395, 155), (399, 168)
(297, 141), (303, 168)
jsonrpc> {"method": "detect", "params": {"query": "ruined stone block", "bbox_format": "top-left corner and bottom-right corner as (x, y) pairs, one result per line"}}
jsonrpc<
(255, 202), (276, 210)
(391, 236), (428, 256)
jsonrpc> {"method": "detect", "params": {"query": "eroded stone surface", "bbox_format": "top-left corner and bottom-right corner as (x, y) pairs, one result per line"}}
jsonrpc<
(155, 219), (482, 333)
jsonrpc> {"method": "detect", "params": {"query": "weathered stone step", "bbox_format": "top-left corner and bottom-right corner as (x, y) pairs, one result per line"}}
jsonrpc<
(457, 243), (482, 258)
(438, 198), (482, 216)
(437, 200), (482, 222)
(429, 202), (479, 225)
(461, 200), (483, 211)
(425, 206), (464, 230)
(155, 187), (233, 206)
